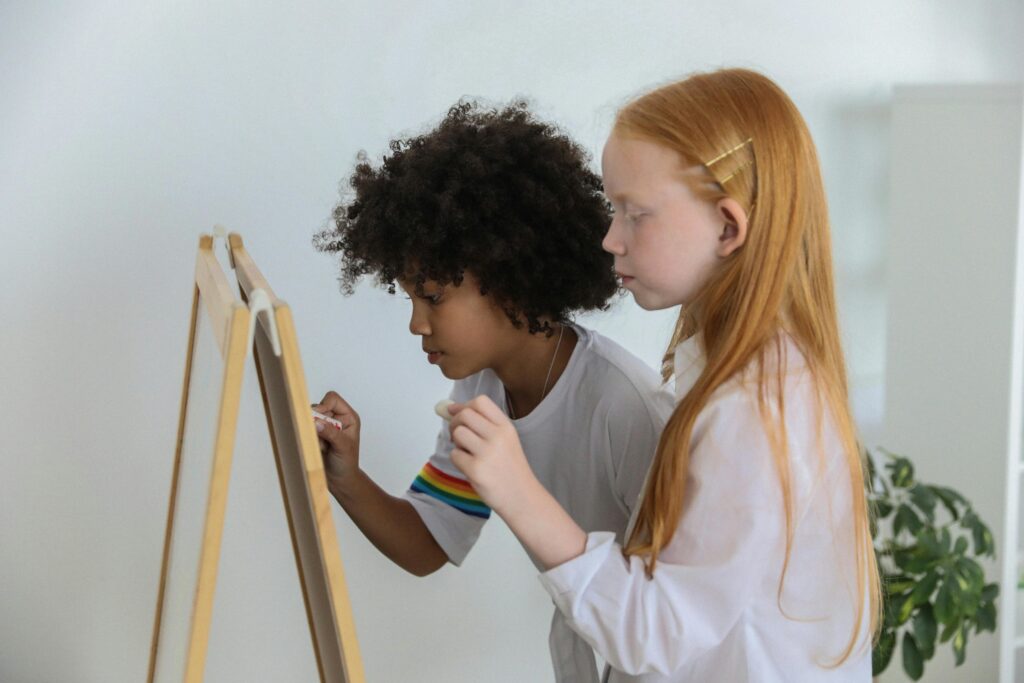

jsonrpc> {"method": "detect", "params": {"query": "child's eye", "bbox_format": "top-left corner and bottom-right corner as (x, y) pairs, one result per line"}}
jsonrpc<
(403, 293), (442, 304)
(627, 212), (646, 224)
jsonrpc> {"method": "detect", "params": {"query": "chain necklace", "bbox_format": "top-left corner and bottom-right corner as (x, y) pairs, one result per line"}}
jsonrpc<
(505, 324), (565, 420)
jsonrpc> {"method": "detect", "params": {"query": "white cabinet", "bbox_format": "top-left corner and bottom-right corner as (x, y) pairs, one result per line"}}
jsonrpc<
(884, 84), (1024, 682)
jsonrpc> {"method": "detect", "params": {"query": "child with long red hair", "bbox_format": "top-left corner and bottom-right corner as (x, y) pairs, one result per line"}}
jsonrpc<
(446, 69), (880, 681)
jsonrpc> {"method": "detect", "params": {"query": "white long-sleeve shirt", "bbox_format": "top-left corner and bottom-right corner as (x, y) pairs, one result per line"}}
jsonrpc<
(538, 335), (871, 682)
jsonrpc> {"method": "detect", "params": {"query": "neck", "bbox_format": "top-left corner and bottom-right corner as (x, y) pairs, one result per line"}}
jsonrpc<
(493, 324), (576, 418)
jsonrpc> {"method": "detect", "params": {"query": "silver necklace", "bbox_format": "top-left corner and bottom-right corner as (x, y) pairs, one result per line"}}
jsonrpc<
(505, 325), (565, 420)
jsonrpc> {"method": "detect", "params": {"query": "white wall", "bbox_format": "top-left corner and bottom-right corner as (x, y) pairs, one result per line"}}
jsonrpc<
(1, 2), (1021, 682)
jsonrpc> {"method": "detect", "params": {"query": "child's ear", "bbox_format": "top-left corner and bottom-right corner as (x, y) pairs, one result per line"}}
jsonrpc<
(715, 197), (748, 258)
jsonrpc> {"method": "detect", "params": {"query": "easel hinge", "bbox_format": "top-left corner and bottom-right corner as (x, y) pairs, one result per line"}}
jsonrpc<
(246, 288), (282, 356)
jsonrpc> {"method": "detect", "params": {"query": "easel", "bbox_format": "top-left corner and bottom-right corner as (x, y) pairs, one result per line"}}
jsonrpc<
(148, 230), (365, 683)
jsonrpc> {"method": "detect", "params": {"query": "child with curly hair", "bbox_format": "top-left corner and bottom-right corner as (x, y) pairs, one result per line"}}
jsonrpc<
(312, 100), (675, 683)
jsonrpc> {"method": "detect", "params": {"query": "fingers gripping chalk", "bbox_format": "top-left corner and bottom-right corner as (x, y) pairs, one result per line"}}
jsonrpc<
(435, 399), (454, 422)
(312, 409), (345, 430)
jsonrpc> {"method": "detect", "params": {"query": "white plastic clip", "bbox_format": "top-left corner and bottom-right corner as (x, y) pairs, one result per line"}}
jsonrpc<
(212, 224), (235, 269)
(246, 288), (282, 356)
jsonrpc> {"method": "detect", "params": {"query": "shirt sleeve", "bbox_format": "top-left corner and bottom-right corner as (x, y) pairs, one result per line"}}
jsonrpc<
(538, 390), (786, 676)
(402, 382), (491, 566)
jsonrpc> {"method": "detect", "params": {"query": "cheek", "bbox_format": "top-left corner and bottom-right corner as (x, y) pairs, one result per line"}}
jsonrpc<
(634, 226), (681, 273)
(443, 302), (503, 350)
(637, 225), (718, 290)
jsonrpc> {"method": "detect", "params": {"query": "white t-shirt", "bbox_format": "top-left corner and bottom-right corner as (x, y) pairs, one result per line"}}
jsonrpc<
(538, 334), (872, 682)
(404, 324), (676, 683)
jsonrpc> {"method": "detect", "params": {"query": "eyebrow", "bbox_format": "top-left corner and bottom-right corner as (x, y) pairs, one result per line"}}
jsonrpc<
(399, 279), (444, 294)
(604, 188), (636, 203)
(605, 190), (652, 210)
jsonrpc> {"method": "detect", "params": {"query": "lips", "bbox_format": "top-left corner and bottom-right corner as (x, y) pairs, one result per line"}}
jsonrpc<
(616, 271), (635, 285)
(424, 349), (443, 364)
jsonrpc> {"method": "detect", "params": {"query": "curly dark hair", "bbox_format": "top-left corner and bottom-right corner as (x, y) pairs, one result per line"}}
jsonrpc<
(313, 99), (618, 335)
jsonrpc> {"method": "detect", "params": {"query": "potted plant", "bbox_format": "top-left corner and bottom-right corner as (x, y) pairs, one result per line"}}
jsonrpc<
(867, 447), (999, 680)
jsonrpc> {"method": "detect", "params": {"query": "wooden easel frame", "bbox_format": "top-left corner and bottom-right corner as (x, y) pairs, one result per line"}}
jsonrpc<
(149, 232), (365, 683)
(148, 235), (251, 683)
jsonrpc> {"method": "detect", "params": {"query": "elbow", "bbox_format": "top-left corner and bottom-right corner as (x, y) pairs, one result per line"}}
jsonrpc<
(605, 653), (676, 677)
(587, 614), (689, 676)
(605, 650), (686, 677)
(407, 562), (442, 577)
(405, 546), (448, 577)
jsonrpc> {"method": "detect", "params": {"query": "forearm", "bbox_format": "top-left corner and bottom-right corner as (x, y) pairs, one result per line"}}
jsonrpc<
(498, 482), (587, 570)
(330, 468), (448, 576)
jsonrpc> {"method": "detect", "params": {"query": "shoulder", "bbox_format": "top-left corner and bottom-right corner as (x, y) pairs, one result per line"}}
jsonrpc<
(571, 325), (676, 427)
(576, 325), (662, 389)
(694, 335), (824, 455)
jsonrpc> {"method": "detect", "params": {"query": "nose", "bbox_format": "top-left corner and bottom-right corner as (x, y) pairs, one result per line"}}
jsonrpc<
(408, 301), (431, 336)
(602, 215), (626, 256)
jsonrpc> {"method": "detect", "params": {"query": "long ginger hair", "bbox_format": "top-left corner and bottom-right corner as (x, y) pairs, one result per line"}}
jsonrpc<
(618, 69), (881, 665)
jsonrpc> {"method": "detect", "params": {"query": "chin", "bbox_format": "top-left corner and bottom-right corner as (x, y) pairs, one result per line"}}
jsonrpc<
(631, 293), (676, 312)
(437, 362), (475, 381)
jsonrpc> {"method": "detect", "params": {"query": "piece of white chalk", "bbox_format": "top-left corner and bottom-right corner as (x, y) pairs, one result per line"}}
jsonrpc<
(434, 399), (454, 422)
(312, 409), (345, 430)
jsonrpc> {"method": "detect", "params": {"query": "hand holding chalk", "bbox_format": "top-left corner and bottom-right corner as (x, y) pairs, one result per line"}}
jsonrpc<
(311, 392), (362, 488)
(312, 409), (345, 431)
(435, 399), (454, 422)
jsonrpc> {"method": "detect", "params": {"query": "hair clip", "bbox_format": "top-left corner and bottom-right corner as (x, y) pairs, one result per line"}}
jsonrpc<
(718, 161), (754, 184)
(704, 137), (753, 167)
(704, 137), (754, 184)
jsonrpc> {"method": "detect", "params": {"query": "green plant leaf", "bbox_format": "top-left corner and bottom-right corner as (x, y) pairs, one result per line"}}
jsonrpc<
(979, 526), (995, 558)
(954, 581), (978, 618)
(893, 546), (935, 574)
(956, 557), (985, 589)
(916, 529), (943, 561)
(909, 484), (937, 521)
(960, 512), (995, 557)
(976, 601), (997, 633)
(896, 592), (916, 625)
(872, 628), (896, 675)
(954, 562), (982, 618)
(952, 622), (968, 666)
(911, 571), (941, 606)
(888, 457), (915, 489)
(940, 527), (952, 554)
(874, 499), (894, 519)
(980, 582), (1000, 602)
(935, 577), (956, 624)
(902, 631), (924, 680)
(939, 616), (961, 644)
(886, 576), (916, 595)
(953, 536), (968, 555)
(930, 485), (962, 521)
(953, 567), (970, 593)
(912, 604), (937, 660)
(894, 504), (923, 538)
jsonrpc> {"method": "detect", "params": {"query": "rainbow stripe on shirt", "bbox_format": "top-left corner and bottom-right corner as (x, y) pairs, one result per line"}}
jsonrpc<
(410, 462), (491, 519)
